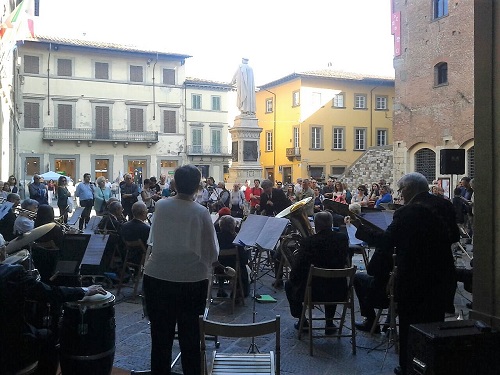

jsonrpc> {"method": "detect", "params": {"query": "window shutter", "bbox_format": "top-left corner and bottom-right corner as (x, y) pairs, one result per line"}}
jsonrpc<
(24, 55), (39, 74)
(24, 102), (40, 128)
(163, 69), (175, 85)
(163, 110), (176, 133)
(57, 59), (72, 76)
(58, 104), (72, 129)
(130, 66), (143, 82)
(95, 62), (109, 79)
(130, 108), (144, 131)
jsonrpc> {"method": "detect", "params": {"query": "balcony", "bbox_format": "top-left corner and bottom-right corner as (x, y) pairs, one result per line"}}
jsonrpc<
(186, 145), (231, 156)
(286, 147), (301, 157)
(42, 127), (159, 144)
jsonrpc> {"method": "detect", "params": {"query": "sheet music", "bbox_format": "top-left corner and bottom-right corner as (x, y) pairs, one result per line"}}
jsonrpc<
(361, 211), (394, 231)
(345, 223), (364, 245)
(233, 214), (289, 251)
(83, 216), (103, 234)
(67, 207), (84, 226)
(0, 202), (13, 220)
(81, 234), (109, 265)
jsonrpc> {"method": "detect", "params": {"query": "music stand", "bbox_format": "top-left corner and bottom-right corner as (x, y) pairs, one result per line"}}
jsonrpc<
(80, 233), (110, 285)
(67, 207), (84, 226)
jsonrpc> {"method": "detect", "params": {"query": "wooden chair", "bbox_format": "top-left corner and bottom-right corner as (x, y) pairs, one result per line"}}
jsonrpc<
(211, 247), (245, 314)
(116, 239), (147, 298)
(199, 315), (280, 375)
(298, 265), (357, 356)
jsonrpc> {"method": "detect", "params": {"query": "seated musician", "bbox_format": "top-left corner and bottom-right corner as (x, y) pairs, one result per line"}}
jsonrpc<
(285, 211), (349, 334)
(0, 262), (105, 375)
(0, 193), (20, 241)
(97, 201), (125, 272)
(32, 205), (65, 283)
(13, 198), (38, 236)
(216, 215), (250, 298)
(120, 202), (150, 275)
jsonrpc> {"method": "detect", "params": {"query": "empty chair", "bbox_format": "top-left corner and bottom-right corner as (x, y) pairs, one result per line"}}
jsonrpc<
(199, 315), (280, 375)
(116, 239), (147, 298)
(298, 265), (357, 356)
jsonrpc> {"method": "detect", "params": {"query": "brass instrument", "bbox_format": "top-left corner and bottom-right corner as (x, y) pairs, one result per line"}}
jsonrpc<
(276, 197), (315, 238)
(13, 207), (37, 219)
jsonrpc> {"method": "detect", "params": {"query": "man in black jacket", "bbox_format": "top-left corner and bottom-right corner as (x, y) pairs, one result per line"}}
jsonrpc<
(0, 264), (105, 374)
(353, 172), (459, 375)
(285, 211), (349, 333)
(257, 179), (291, 216)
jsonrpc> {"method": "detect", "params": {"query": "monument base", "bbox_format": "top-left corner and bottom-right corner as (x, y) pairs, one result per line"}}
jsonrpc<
(227, 165), (263, 184)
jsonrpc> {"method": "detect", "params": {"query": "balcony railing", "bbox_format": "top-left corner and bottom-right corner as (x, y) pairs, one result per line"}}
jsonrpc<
(186, 145), (231, 156)
(286, 147), (301, 157)
(42, 127), (159, 143)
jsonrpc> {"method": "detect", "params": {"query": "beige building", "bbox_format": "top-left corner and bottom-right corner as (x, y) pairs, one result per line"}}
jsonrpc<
(7, 36), (231, 190)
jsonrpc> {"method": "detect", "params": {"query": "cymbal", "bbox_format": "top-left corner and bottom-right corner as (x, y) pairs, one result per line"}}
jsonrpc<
(6, 223), (56, 255)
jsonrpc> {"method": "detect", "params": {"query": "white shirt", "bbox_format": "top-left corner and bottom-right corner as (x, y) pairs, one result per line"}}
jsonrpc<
(144, 197), (219, 282)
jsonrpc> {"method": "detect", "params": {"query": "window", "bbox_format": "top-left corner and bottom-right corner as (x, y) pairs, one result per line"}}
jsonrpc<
(95, 62), (109, 80)
(163, 110), (176, 133)
(95, 105), (110, 139)
(129, 107), (144, 132)
(331, 166), (346, 177)
(211, 96), (221, 111)
(292, 91), (300, 107)
(94, 159), (110, 179)
(57, 103), (73, 129)
(130, 65), (143, 82)
(24, 55), (39, 74)
(333, 93), (345, 108)
(354, 128), (367, 150)
(333, 127), (344, 149)
(163, 68), (175, 85)
(309, 166), (324, 180)
(354, 94), (367, 109)
(192, 128), (202, 153)
(433, 0), (448, 19)
(415, 148), (436, 182)
(24, 102), (40, 128)
(266, 98), (273, 113)
(211, 129), (221, 153)
(26, 157), (41, 176)
(192, 94), (202, 109)
(293, 127), (300, 148)
(266, 131), (273, 151)
(435, 62), (448, 86)
(375, 96), (388, 110)
(377, 129), (388, 146)
(57, 59), (72, 77)
(311, 127), (322, 149)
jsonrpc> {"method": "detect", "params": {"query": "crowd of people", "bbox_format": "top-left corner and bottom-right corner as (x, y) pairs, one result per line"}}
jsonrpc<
(0, 168), (475, 375)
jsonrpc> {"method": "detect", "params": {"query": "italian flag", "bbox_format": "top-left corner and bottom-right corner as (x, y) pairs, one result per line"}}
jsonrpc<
(0, 0), (35, 40)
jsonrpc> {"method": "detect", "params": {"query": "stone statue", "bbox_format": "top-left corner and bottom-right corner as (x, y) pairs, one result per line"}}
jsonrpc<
(231, 58), (256, 115)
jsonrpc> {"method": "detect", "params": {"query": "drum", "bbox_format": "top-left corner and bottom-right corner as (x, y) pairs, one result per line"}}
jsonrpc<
(60, 291), (116, 375)
(1, 249), (40, 281)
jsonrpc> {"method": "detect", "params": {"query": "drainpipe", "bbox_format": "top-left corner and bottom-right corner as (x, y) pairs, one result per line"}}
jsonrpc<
(369, 86), (378, 147)
(262, 88), (276, 182)
(152, 53), (158, 120)
(183, 81), (188, 164)
(47, 43), (51, 115)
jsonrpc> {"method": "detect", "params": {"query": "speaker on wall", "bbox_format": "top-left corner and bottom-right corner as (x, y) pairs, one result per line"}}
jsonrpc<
(440, 149), (465, 175)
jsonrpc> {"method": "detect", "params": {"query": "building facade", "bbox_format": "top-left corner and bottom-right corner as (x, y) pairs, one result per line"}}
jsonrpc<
(8, 36), (232, 190)
(256, 70), (394, 184)
(392, 0), (475, 187)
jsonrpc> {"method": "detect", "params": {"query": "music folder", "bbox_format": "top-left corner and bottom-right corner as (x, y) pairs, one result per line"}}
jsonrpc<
(233, 214), (289, 251)
(67, 207), (84, 226)
(81, 234), (109, 265)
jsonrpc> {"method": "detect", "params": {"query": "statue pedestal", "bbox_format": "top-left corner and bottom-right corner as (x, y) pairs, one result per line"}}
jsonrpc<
(228, 115), (263, 184)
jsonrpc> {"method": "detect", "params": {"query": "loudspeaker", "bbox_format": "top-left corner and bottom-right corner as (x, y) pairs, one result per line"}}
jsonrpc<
(440, 149), (465, 175)
(408, 320), (500, 375)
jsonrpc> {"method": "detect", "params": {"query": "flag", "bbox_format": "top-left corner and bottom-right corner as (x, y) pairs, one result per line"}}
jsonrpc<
(0, 0), (35, 41)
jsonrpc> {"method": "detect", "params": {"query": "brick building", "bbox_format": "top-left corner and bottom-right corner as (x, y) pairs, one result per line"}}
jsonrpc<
(392, 0), (474, 191)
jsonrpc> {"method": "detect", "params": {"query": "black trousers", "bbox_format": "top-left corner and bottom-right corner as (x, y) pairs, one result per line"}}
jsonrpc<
(143, 275), (208, 375)
(285, 280), (336, 321)
(353, 272), (389, 319)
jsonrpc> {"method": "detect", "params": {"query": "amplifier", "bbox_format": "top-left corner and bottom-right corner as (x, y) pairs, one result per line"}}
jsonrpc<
(408, 320), (500, 375)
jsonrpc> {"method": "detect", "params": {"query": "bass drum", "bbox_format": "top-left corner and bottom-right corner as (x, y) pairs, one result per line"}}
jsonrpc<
(60, 291), (116, 375)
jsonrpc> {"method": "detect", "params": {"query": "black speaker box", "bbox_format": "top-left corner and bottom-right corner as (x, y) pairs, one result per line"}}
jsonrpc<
(407, 320), (500, 375)
(440, 149), (465, 175)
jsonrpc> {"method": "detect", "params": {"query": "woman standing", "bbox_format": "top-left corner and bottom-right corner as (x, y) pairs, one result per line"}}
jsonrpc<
(140, 179), (155, 213)
(57, 176), (71, 223)
(286, 184), (297, 204)
(7, 175), (18, 193)
(94, 176), (112, 215)
(143, 165), (218, 375)
(229, 183), (245, 217)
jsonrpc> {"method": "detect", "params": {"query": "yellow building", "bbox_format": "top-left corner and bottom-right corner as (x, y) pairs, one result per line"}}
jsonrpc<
(256, 70), (394, 184)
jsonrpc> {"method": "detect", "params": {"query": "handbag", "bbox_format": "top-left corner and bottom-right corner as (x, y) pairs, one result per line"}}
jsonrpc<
(67, 197), (74, 213)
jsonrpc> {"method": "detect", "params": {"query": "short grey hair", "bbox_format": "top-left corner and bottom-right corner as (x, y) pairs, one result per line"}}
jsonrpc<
(398, 172), (429, 194)
(21, 199), (38, 209)
(219, 215), (236, 232)
(260, 179), (273, 189)
(96, 176), (106, 185)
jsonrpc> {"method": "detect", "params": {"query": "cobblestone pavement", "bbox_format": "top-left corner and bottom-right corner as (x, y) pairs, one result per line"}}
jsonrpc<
(108, 247), (473, 375)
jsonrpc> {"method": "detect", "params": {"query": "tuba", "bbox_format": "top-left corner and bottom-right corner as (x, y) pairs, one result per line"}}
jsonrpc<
(274, 197), (315, 273)
(276, 197), (315, 238)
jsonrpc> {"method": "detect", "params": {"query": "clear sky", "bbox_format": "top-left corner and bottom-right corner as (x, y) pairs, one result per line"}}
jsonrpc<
(35, 0), (395, 86)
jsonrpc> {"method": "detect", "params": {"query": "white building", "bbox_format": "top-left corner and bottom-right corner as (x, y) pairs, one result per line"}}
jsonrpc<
(7, 35), (232, 189)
